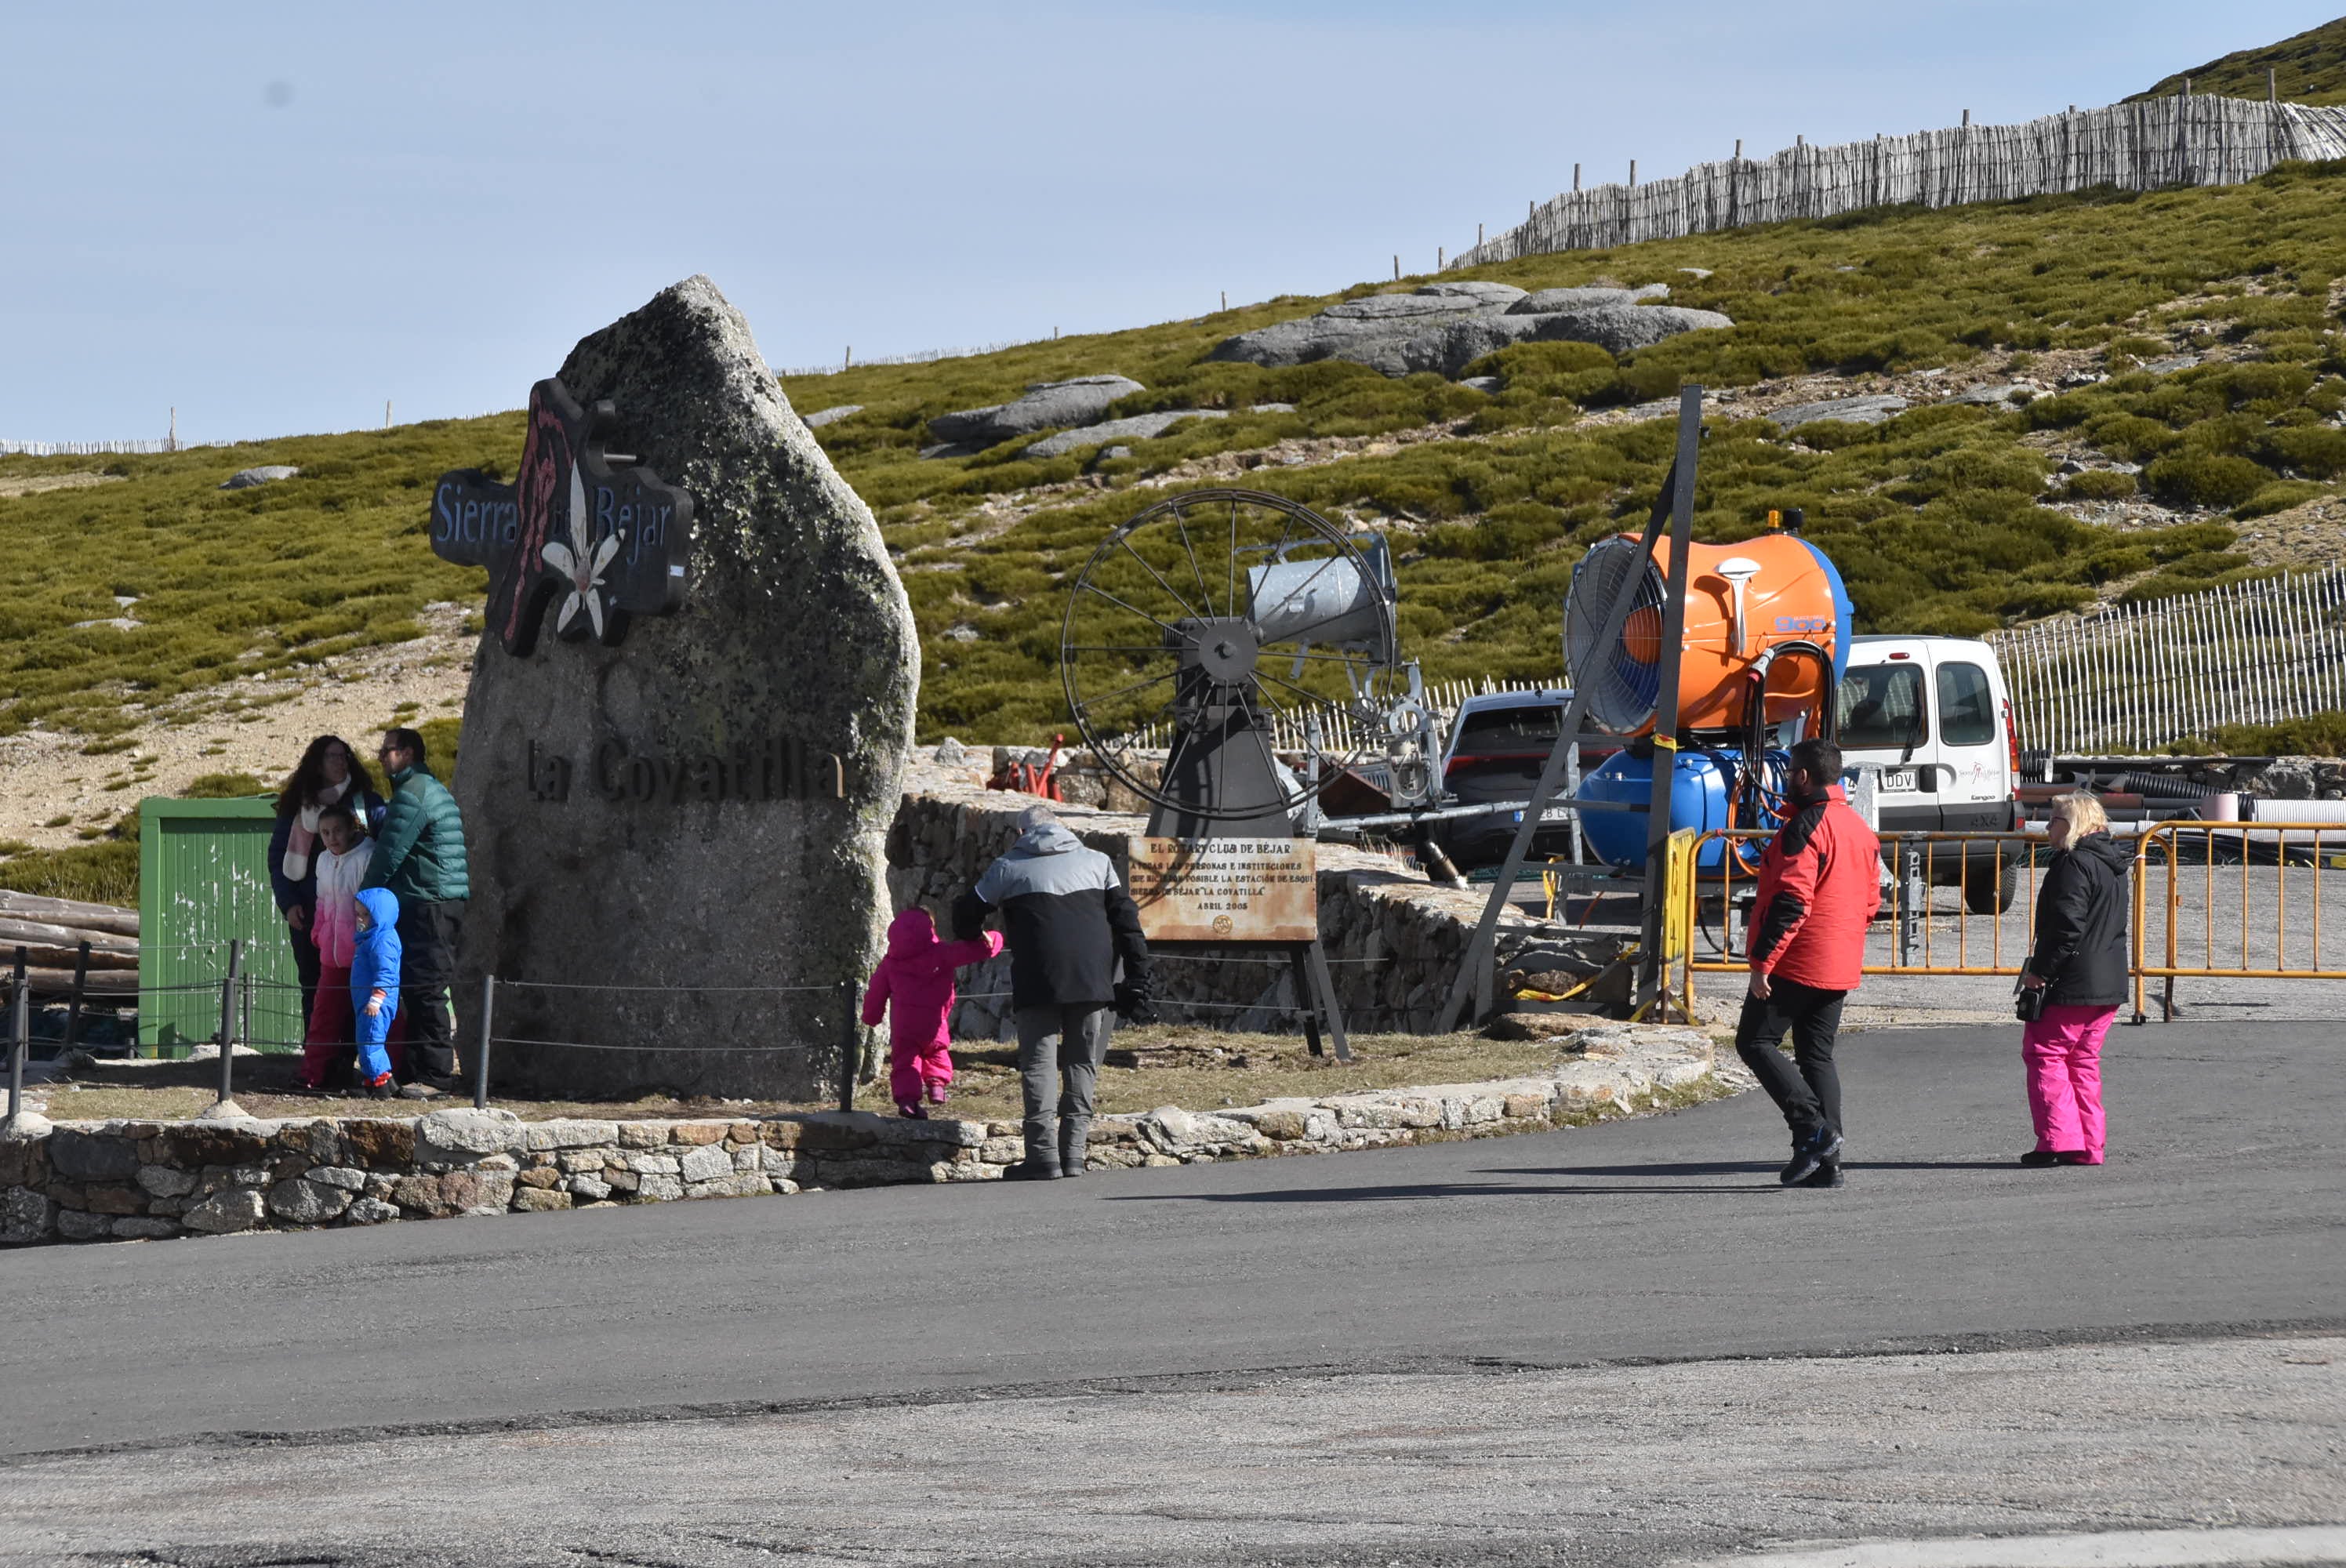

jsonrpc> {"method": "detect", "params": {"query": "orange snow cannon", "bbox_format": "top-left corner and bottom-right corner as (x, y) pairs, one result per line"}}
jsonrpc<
(1563, 529), (1852, 737)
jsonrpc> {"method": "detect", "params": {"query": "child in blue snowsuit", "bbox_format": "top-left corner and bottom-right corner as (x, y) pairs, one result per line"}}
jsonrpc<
(350, 887), (402, 1100)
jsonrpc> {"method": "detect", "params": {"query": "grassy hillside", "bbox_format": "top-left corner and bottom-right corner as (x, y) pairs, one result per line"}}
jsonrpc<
(9, 158), (2346, 747)
(2131, 16), (2346, 104)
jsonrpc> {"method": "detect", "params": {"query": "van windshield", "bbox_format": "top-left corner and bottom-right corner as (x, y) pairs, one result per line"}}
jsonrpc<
(1836, 665), (1926, 750)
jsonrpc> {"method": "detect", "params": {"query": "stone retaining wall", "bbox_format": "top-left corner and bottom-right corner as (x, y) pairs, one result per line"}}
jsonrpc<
(886, 757), (1570, 1038)
(0, 1025), (1722, 1247)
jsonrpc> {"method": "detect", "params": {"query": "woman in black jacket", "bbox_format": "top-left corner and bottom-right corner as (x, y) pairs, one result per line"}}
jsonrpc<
(2017, 793), (2129, 1167)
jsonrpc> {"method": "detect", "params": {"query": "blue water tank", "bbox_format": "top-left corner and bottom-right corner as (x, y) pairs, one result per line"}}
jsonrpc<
(1574, 749), (1737, 871)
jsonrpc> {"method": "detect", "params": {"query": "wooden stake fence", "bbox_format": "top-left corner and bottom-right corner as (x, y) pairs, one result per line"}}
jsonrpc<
(1452, 95), (2346, 267)
(1987, 566), (2346, 757)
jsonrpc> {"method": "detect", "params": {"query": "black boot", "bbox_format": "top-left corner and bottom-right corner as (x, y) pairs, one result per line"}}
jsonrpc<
(1003, 1155), (1061, 1181)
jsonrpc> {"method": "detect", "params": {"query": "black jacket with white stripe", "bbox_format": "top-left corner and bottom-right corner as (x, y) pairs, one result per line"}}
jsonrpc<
(953, 822), (1151, 1009)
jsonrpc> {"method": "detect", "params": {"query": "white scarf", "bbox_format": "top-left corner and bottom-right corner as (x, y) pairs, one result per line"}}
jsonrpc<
(281, 775), (352, 884)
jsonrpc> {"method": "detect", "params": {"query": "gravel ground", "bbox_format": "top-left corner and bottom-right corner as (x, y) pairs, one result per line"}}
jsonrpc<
(2, 1331), (2337, 1567)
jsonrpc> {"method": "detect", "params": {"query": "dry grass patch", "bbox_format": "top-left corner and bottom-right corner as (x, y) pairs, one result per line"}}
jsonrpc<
(35, 1026), (1708, 1127)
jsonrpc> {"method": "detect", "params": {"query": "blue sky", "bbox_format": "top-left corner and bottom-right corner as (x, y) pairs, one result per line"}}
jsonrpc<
(3, 2), (2337, 443)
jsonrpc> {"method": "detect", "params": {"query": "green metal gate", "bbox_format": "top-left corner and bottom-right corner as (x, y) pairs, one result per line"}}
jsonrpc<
(137, 797), (303, 1055)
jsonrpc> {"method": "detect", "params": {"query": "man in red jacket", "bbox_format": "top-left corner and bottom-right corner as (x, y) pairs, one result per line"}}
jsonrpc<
(1738, 737), (1882, 1189)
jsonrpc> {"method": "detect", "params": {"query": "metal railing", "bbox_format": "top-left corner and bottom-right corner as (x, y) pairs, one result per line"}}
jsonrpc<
(1674, 821), (2346, 1019)
(2130, 820), (2346, 1022)
(1680, 829), (2048, 1003)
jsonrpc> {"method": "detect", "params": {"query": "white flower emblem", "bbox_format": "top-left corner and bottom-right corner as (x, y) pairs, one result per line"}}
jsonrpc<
(539, 463), (622, 638)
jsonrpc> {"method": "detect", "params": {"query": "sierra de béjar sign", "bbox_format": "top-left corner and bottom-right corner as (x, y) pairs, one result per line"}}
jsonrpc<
(433, 374), (848, 807)
(430, 376), (693, 655)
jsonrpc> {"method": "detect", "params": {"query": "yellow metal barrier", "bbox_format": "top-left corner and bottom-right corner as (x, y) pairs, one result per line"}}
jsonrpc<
(2130, 820), (2346, 1022)
(1665, 818), (2346, 1018)
(1676, 827), (2048, 1007)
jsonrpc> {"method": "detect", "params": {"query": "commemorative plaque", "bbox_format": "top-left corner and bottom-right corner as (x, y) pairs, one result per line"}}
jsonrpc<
(1128, 837), (1316, 943)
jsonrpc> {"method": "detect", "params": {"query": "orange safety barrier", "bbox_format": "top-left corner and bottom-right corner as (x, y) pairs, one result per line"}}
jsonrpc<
(2130, 820), (2346, 1022)
(1678, 828), (2049, 1004)
(1673, 820), (2346, 1019)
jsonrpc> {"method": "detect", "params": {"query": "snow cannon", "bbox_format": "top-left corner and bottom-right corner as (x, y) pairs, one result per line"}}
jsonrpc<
(1564, 528), (1853, 872)
(1562, 531), (1851, 738)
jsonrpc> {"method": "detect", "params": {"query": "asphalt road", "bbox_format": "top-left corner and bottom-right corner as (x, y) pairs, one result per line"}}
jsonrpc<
(4, 1022), (2338, 1464)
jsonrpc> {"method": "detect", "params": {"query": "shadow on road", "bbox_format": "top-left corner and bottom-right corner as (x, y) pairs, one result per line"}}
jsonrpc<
(1111, 1180), (1784, 1203)
(1495, 1160), (2022, 1177)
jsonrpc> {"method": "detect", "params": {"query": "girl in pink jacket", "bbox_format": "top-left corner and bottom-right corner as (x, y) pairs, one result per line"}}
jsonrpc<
(862, 907), (1003, 1118)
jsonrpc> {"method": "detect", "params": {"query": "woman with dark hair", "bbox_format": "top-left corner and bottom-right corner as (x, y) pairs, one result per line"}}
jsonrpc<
(268, 735), (386, 1035)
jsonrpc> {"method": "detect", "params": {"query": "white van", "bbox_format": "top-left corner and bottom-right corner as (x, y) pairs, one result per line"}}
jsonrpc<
(1836, 635), (2022, 911)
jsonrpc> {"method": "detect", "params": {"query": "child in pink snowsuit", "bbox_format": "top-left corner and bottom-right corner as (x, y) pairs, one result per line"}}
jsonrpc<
(862, 907), (1004, 1118)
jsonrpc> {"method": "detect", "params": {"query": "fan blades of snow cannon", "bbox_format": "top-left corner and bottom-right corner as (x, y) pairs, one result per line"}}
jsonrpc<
(1563, 532), (1850, 737)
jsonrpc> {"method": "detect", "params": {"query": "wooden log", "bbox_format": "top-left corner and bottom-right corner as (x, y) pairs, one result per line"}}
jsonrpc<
(0, 889), (138, 937)
(9, 966), (140, 1000)
(0, 938), (137, 971)
(0, 917), (140, 963)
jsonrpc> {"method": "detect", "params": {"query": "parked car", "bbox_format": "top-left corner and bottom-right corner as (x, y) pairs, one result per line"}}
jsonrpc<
(1837, 634), (2024, 912)
(1430, 690), (1622, 870)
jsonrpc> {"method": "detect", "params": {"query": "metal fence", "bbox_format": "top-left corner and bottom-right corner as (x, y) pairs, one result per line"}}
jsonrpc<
(1451, 94), (2346, 267)
(1987, 567), (2346, 756)
(1126, 675), (1560, 753)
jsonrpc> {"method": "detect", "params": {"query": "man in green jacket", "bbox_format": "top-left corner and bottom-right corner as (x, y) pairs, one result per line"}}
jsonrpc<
(365, 727), (471, 1096)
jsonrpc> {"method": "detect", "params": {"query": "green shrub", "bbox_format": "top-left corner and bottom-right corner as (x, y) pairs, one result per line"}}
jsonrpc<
(2063, 469), (2139, 499)
(0, 840), (138, 906)
(2233, 480), (2331, 518)
(181, 771), (267, 798)
(2086, 413), (2181, 461)
(2192, 710), (2346, 755)
(2143, 452), (2275, 509)
(2261, 424), (2346, 477)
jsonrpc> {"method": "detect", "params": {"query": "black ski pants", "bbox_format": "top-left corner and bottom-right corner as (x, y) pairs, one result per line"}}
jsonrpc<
(1733, 975), (1848, 1145)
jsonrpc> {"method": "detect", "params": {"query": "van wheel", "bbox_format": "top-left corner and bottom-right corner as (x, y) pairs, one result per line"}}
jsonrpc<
(1964, 862), (2019, 916)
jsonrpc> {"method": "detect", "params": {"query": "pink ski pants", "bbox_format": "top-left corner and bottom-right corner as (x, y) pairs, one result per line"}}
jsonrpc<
(2022, 1003), (2115, 1163)
(889, 1038), (953, 1107)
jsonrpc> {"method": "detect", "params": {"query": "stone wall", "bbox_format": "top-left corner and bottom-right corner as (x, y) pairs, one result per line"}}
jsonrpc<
(885, 757), (1570, 1038)
(0, 1025), (1723, 1247)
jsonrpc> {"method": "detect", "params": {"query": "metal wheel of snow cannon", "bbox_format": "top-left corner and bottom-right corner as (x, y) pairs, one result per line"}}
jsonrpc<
(1059, 488), (1402, 832)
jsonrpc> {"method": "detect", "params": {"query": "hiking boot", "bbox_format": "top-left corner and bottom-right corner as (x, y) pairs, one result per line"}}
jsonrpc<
(1795, 1158), (1844, 1189)
(2019, 1149), (2063, 1167)
(1002, 1156), (1061, 1181)
(1779, 1125), (1844, 1186)
(397, 1083), (444, 1102)
(365, 1077), (396, 1102)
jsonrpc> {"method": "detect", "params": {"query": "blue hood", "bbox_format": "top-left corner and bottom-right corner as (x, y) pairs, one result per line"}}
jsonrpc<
(355, 887), (401, 936)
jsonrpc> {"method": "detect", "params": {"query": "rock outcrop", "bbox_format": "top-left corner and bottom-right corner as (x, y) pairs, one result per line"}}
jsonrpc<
(928, 375), (1144, 447)
(1208, 282), (1730, 379)
(219, 466), (298, 489)
(452, 276), (918, 1100)
(1767, 394), (1909, 428)
(1021, 408), (1229, 459)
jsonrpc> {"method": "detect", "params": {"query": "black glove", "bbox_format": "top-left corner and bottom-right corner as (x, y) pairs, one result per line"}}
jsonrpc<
(1113, 975), (1160, 1025)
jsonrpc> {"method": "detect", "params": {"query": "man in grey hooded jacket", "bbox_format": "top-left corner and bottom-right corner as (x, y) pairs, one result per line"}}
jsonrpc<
(954, 804), (1153, 1180)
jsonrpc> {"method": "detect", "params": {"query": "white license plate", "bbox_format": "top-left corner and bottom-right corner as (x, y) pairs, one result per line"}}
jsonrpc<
(1512, 807), (1577, 823)
(1879, 768), (1920, 792)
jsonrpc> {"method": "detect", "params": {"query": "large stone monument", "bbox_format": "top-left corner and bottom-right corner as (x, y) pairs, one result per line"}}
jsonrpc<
(448, 276), (917, 1099)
